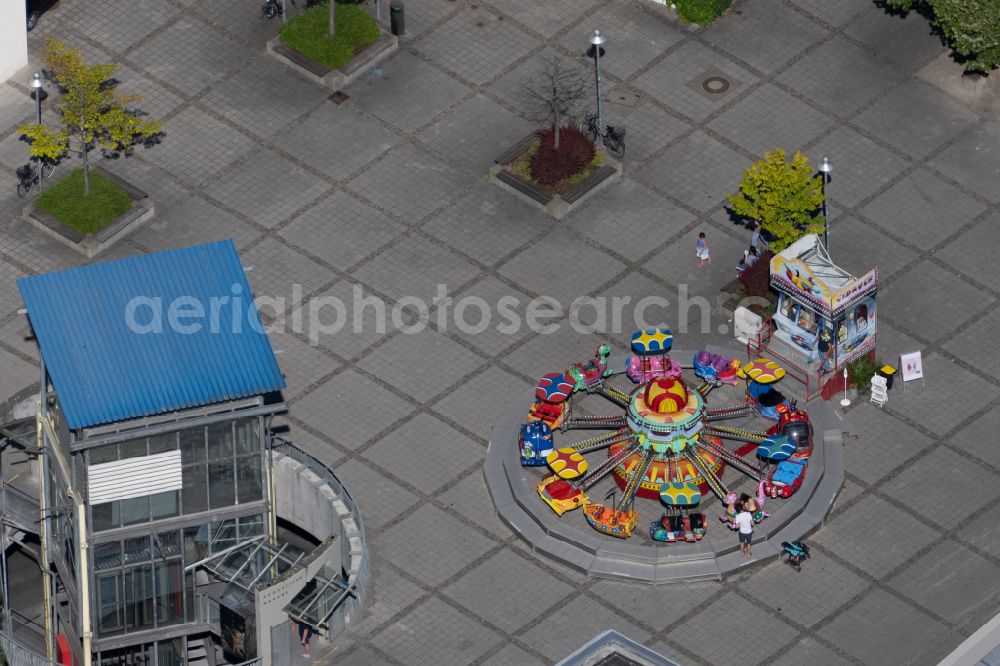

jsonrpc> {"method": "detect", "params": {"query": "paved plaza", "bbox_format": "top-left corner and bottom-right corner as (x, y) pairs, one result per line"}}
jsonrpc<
(2, 0), (1000, 664)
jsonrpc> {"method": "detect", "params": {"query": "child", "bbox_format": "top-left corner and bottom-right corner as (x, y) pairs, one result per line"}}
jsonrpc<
(696, 232), (711, 267)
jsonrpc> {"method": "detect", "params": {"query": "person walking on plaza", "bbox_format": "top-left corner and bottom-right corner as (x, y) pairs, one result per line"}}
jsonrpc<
(696, 232), (711, 268)
(734, 501), (754, 560)
(750, 222), (764, 252)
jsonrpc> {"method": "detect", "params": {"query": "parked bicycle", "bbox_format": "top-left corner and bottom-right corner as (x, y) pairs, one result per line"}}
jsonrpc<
(262, 0), (330, 19)
(15, 160), (55, 198)
(260, 0), (285, 19)
(579, 112), (625, 158)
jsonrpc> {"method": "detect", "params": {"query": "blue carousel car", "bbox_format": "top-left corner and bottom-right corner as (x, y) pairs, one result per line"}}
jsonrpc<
(519, 421), (554, 466)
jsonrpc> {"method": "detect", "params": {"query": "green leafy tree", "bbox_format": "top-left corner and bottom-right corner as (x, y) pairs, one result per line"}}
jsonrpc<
(18, 39), (163, 196)
(727, 148), (825, 252)
(882, 0), (1000, 74)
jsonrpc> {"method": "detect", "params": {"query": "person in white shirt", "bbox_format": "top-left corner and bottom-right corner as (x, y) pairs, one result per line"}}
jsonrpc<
(734, 502), (754, 560)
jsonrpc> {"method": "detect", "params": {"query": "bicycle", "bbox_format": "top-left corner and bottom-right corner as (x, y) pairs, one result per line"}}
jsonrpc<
(15, 160), (55, 198)
(262, 0), (331, 19)
(579, 112), (625, 158)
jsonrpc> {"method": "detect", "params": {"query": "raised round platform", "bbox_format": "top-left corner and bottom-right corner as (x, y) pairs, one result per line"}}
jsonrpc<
(483, 347), (846, 583)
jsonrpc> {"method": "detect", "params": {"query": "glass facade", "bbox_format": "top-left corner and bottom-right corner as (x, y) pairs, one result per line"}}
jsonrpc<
(93, 514), (266, 640)
(89, 417), (263, 532)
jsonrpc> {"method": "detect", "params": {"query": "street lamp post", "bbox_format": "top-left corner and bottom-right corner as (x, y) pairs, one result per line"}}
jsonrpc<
(589, 30), (607, 138)
(30, 73), (45, 193)
(818, 156), (832, 251)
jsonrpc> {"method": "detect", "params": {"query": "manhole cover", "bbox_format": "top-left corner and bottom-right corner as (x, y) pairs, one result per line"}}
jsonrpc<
(702, 76), (730, 93)
(328, 91), (350, 105)
(607, 91), (640, 107)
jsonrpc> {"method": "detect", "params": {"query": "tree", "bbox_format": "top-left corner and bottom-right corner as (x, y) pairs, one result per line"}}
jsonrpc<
(519, 56), (588, 150)
(328, 0), (336, 36)
(727, 149), (825, 252)
(882, 0), (1000, 74)
(18, 39), (163, 196)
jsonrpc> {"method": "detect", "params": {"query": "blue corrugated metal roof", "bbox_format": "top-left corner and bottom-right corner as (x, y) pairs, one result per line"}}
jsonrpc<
(17, 240), (286, 429)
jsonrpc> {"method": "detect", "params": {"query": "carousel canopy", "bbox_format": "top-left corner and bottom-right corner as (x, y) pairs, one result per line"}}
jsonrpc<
(738, 358), (786, 384)
(536, 373), (574, 403)
(547, 448), (588, 479)
(758, 434), (797, 461)
(631, 328), (673, 354)
(659, 481), (701, 506)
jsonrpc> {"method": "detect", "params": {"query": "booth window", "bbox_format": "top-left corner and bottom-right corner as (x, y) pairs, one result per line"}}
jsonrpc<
(854, 303), (868, 332)
(779, 296), (793, 319)
(796, 308), (817, 334)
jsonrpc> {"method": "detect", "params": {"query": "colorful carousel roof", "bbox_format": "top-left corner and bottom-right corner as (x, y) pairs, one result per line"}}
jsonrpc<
(738, 358), (786, 384)
(659, 481), (701, 506)
(631, 328), (673, 354)
(536, 373), (574, 403)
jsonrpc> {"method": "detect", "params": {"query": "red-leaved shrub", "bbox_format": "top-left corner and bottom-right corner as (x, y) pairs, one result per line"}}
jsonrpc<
(529, 125), (596, 186)
(738, 249), (774, 298)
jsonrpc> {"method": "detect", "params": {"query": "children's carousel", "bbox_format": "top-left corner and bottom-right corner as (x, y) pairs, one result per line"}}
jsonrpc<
(769, 234), (877, 372)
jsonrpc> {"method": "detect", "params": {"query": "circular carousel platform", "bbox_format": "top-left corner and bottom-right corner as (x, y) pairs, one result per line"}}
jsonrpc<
(483, 347), (846, 583)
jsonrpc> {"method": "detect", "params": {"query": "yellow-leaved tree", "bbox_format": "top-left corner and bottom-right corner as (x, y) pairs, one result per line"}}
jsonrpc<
(18, 39), (163, 197)
(727, 149), (825, 252)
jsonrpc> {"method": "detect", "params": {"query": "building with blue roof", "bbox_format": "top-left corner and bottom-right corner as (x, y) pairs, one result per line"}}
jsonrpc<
(17, 239), (286, 430)
(2, 241), (368, 666)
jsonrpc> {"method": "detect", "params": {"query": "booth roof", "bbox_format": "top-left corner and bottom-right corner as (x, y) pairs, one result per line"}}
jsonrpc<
(777, 234), (854, 292)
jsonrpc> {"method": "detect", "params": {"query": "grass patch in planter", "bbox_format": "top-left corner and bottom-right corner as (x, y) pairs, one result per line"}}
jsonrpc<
(674, 0), (732, 26)
(36, 168), (132, 234)
(280, 3), (380, 70)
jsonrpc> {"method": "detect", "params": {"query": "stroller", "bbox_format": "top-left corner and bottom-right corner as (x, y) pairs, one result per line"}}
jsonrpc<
(781, 540), (810, 571)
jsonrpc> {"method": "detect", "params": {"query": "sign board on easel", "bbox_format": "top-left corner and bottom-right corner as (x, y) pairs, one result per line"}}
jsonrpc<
(899, 351), (924, 393)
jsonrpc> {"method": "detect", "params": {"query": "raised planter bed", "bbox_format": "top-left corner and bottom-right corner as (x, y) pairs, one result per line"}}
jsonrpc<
(266, 29), (398, 92)
(22, 166), (154, 258)
(488, 133), (623, 219)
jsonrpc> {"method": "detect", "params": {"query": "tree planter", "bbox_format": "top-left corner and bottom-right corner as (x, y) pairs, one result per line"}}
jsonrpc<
(22, 167), (154, 258)
(266, 29), (398, 92)
(489, 133), (622, 219)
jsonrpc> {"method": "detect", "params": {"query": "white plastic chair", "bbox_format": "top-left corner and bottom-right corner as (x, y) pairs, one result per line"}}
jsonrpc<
(870, 375), (888, 407)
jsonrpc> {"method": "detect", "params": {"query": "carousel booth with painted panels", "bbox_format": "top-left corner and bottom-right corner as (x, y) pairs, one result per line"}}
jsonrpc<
(770, 234), (877, 371)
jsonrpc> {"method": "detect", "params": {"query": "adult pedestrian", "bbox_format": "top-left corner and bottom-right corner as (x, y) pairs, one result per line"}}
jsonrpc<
(298, 619), (313, 658)
(750, 222), (764, 252)
(696, 232), (711, 268)
(734, 501), (754, 560)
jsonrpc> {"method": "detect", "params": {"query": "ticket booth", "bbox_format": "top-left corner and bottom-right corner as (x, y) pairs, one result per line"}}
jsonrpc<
(769, 234), (877, 372)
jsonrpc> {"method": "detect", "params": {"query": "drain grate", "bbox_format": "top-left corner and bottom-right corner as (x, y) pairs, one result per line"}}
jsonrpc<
(328, 91), (350, 105)
(702, 76), (730, 93)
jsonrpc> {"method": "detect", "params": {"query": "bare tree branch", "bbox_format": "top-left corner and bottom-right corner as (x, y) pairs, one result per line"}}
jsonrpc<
(518, 55), (588, 149)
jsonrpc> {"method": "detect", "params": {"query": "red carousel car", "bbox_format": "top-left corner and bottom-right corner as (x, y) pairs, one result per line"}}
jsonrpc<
(767, 409), (813, 458)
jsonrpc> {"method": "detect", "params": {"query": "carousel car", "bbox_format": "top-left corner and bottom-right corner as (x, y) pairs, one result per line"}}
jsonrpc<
(584, 504), (637, 538)
(537, 476), (588, 515)
(768, 409), (813, 458)
(519, 421), (554, 466)
(692, 350), (739, 385)
(649, 512), (707, 543)
(627, 328), (682, 383)
(567, 344), (611, 391)
(754, 386), (793, 421)
(764, 459), (807, 498)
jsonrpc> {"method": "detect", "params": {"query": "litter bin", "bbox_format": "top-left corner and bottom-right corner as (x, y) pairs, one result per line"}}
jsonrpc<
(390, 0), (404, 35)
(877, 365), (896, 391)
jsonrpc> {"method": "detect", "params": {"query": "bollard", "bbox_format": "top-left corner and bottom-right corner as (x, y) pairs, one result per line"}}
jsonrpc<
(390, 0), (404, 36)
